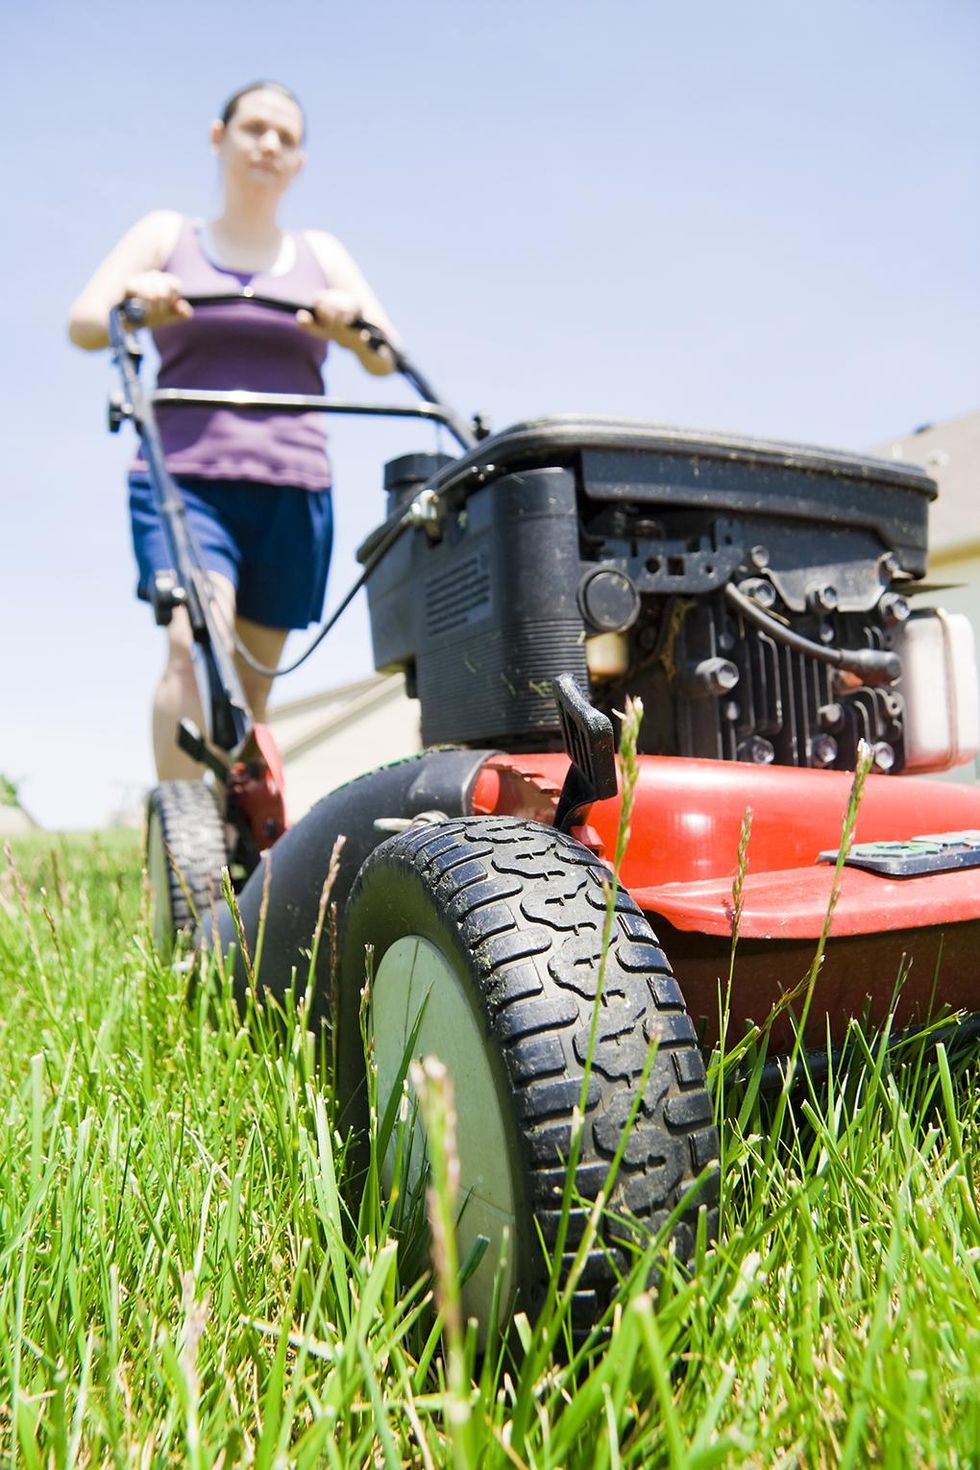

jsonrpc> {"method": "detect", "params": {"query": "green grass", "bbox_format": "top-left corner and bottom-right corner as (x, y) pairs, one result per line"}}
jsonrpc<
(2, 826), (980, 1467)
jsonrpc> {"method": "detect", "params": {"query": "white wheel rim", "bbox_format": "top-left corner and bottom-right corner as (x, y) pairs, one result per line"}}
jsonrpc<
(146, 808), (173, 957)
(372, 935), (520, 1330)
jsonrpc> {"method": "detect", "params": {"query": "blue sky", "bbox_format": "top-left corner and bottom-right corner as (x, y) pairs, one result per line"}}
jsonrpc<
(2, 0), (978, 828)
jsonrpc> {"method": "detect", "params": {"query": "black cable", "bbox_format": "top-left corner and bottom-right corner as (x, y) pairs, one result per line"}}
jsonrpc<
(203, 506), (416, 679)
(724, 581), (902, 686)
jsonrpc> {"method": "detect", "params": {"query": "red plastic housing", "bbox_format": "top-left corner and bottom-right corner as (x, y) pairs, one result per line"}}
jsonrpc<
(472, 753), (980, 1049)
(227, 722), (289, 855)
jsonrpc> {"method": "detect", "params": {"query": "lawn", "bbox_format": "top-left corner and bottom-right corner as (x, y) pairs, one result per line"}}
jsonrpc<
(2, 824), (979, 1467)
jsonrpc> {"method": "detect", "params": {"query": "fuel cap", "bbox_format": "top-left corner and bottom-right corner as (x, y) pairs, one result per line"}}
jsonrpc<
(578, 566), (641, 633)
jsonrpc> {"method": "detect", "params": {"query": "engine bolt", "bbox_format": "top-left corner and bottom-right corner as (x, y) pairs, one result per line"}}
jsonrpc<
(749, 545), (770, 569)
(684, 657), (740, 696)
(741, 736), (775, 764)
(810, 584), (838, 613)
(880, 591), (910, 625)
(811, 734), (838, 766)
(872, 741), (896, 772)
(740, 577), (776, 608)
(819, 702), (844, 731)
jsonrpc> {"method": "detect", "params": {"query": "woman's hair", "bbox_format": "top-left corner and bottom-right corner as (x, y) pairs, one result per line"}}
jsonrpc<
(220, 81), (306, 139)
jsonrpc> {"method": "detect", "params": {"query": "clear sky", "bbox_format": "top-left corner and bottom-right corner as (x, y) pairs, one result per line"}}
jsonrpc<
(2, 0), (977, 828)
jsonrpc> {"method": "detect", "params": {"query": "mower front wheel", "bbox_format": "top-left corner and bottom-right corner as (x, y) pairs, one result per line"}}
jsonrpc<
(145, 780), (229, 955)
(337, 815), (718, 1337)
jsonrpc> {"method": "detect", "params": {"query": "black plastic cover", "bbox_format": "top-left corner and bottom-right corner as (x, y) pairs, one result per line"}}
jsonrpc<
(361, 416), (936, 579)
(366, 465), (589, 747)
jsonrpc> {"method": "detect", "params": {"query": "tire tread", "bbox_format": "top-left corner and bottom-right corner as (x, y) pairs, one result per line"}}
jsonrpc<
(147, 781), (228, 942)
(343, 815), (719, 1327)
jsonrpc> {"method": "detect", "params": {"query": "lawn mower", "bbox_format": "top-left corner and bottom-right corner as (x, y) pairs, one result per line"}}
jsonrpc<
(110, 295), (980, 1334)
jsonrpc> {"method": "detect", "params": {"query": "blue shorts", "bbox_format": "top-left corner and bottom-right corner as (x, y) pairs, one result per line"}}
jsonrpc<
(129, 473), (333, 630)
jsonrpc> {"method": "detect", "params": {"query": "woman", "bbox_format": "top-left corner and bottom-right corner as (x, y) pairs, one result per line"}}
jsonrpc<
(68, 80), (398, 780)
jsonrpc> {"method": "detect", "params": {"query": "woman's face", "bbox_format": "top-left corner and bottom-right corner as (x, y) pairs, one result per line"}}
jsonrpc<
(213, 88), (305, 197)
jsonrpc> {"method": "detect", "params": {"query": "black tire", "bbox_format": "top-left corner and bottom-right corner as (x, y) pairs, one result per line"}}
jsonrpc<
(337, 815), (719, 1335)
(145, 780), (229, 955)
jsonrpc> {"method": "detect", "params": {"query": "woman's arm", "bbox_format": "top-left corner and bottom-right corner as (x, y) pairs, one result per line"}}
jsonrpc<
(68, 210), (186, 350)
(301, 230), (400, 376)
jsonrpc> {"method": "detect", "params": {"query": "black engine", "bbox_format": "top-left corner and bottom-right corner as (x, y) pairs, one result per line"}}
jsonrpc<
(361, 417), (941, 774)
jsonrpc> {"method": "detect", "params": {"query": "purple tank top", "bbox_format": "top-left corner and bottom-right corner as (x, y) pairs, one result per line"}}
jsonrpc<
(135, 219), (332, 490)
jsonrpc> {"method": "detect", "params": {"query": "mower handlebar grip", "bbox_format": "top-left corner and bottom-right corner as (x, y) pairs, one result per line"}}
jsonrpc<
(176, 293), (397, 354)
(115, 291), (397, 354)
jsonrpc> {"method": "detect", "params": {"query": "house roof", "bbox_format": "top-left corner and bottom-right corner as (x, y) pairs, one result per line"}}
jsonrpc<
(872, 409), (980, 556)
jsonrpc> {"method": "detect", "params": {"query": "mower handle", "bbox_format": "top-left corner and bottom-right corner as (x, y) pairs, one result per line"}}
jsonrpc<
(117, 291), (474, 446)
(106, 292), (480, 759)
(124, 288), (391, 350)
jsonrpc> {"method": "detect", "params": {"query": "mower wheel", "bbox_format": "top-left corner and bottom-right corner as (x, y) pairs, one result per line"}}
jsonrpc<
(145, 780), (229, 955)
(337, 816), (718, 1337)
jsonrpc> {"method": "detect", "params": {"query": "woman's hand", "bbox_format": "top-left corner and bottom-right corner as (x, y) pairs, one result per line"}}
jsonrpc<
(122, 271), (193, 328)
(296, 288), (364, 343)
(297, 288), (394, 370)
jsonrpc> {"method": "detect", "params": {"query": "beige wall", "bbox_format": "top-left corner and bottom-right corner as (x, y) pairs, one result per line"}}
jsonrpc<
(911, 544), (980, 784)
(922, 544), (980, 642)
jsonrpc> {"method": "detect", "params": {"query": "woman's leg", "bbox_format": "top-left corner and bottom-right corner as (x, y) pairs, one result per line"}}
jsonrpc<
(152, 572), (239, 780)
(151, 576), (291, 779)
(233, 615), (289, 723)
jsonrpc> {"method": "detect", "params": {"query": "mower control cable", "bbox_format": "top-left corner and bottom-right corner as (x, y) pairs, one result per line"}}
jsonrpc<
(724, 580), (902, 687)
